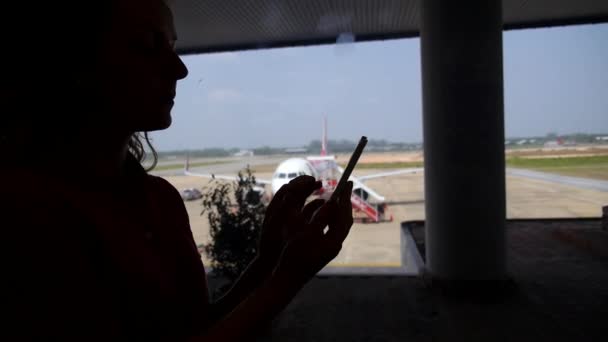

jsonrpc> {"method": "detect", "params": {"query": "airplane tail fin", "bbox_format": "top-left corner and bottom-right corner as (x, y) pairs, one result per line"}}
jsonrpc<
(321, 115), (328, 156)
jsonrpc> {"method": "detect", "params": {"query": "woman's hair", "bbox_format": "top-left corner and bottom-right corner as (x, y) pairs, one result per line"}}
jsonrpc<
(130, 133), (159, 171)
(2, 1), (158, 170)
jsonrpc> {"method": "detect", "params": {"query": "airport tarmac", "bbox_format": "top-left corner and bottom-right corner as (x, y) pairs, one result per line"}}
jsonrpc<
(159, 160), (608, 268)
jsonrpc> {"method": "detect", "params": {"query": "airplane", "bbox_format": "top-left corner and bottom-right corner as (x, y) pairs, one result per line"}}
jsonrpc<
(185, 117), (422, 223)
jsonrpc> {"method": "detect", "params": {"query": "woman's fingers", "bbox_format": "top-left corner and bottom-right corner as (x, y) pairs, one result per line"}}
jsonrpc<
(263, 177), (349, 280)
(264, 176), (318, 226)
(265, 184), (288, 215)
(307, 201), (333, 233)
(284, 176), (321, 209)
(326, 181), (354, 245)
(276, 183), (355, 282)
(301, 199), (325, 224)
(280, 178), (321, 229)
(263, 184), (289, 228)
(282, 177), (318, 216)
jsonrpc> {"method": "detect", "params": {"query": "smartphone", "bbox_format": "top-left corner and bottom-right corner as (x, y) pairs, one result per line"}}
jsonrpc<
(330, 136), (367, 202)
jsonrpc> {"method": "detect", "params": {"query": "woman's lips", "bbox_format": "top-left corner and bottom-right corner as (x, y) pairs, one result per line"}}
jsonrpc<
(159, 93), (176, 104)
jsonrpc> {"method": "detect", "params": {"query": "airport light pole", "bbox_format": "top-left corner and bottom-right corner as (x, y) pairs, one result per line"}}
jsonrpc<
(420, 0), (507, 282)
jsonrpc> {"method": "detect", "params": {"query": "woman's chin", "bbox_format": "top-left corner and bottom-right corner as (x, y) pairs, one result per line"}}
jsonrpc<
(135, 114), (172, 132)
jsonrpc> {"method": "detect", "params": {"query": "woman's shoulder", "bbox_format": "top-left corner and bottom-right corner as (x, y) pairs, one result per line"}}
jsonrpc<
(124, 156), (184, 203)
(143, 174), (189, 209)
(141, 173), (192, 224)
(145, 173), (182, 196)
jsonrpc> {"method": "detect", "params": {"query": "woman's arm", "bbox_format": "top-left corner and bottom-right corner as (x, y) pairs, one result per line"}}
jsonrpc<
(207, 256), (271, 321)
(195, 182), (354, 341)
(196, 267), (300, 341)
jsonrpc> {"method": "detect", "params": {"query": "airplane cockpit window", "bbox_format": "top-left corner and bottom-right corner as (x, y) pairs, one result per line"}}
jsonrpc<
(288, 173), (297, 179)
(298, 172), (306, 176)
(278, 173), (287, 179)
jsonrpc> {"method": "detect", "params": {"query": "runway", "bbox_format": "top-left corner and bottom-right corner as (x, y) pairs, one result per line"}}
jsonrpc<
(153, 155), (288, 177)
(158, 160), (608, 268)
(507, 168), (608, 192)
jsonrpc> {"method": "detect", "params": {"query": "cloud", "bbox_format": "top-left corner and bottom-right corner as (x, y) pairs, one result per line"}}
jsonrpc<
(207, 88), (242, 103)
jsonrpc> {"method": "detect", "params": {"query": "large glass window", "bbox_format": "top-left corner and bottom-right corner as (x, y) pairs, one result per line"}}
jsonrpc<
(150, 23), (608, 268)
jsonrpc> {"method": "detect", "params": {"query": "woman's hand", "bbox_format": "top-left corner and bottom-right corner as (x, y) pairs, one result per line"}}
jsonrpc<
(257, 176), (322, 271)
(198, 179), (353, 341)
(273, 181), (354, 289)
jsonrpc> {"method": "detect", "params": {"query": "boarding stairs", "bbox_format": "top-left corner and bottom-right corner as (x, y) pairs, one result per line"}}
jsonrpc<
(350, 188), (391, 223)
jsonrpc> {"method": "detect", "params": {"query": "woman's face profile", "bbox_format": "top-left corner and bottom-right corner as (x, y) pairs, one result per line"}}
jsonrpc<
(93, 0), (188, 133)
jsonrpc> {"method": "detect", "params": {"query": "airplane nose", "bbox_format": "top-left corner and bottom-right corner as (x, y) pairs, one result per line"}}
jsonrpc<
(272, 180), (290, 196)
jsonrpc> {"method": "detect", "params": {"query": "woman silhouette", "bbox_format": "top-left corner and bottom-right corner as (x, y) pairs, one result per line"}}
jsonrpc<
(1, 1), (353, 340)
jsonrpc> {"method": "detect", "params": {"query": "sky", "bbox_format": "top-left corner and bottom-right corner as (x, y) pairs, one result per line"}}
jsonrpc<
(151, 23), (608, 151)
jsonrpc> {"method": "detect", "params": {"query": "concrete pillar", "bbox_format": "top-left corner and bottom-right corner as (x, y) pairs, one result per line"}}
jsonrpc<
(420, 0), (506, 280)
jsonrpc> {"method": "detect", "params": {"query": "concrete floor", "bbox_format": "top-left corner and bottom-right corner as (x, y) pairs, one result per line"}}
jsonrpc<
(245, 219), (608, 341)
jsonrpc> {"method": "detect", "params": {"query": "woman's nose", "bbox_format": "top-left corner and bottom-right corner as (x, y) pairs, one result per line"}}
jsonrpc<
(171, 52), (189, 80)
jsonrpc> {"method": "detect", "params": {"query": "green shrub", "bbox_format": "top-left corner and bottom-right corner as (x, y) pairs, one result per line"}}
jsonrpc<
(201, 168), (266, 284)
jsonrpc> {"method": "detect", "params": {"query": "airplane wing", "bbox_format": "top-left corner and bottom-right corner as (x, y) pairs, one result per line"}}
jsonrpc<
(356, 168), (423, 182)
(184, 170), (272, 185)
(336, 166), (387, 202)
(336, 167), (424, 202)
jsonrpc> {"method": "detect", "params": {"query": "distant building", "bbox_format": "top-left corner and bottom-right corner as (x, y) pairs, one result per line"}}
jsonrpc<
(233, 150), (254, 157)
(285, 148), (308, 154)
(544, 141), (560, 148)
